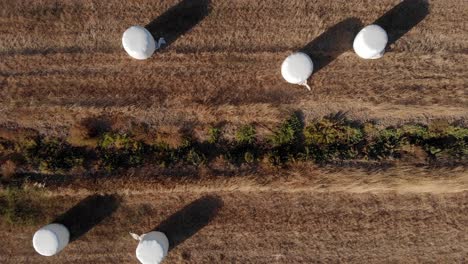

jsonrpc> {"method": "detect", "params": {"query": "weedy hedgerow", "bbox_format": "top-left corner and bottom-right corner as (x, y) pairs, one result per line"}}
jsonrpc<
(270, 114), (303, 147)
(266, 113), (305, 165)
(367, 128), (403, 160)
(225, 125), (258, 164)
(304, 119), (363, 161)
(0, 115), (466, 173)
(20, 138), (85, 172)
(98, 133), (148, 171)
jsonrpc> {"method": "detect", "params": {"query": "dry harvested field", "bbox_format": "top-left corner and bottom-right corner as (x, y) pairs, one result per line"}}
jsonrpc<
(1, 185), (468, 263)
(1, 0), (468, 263)
(0, 0), (467, 135)
(1, 167), (468, 263)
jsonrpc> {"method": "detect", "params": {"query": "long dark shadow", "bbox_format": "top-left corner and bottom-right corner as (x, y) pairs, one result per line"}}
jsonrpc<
(145, 0), (211, 51)
(153, 195), (223, 250)
(53, 194), (120, 242)
(299, 17), (363, 74)
(373, 0), (429, 47)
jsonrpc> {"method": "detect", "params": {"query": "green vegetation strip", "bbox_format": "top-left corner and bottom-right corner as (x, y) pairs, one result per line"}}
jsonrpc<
(0, 114), (467, 174)
(0, 187), (46, 226)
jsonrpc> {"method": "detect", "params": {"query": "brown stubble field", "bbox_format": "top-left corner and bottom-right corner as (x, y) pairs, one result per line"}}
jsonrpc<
(1, 0), (468, 263)
(0, 0), (467, 135)
(1, 187), (467, 264)
(1, 166), (467, 263)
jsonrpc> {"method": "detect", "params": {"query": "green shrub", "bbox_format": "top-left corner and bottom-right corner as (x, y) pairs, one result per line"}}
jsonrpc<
(398, 124), (467, 158)
(267, 113), (304, 165)
(150, 140), (175, 167)
(151, 133), (198, 167)
(0, 187), (44, 226)
(99, 133), (134, 149)
(222, 125), (258, 165)
(224, 144), (252, 165)
(445, 126), (468, 139)
(367, 128), (403, 159)
(236, 125), (256, 145)
(185, 148), (206, 166)
(444, 126), (468, 158)
(270, 114), (303, 147)
(20, 138), (84, 172)
(98, 133), (147, 170)
(2, 116), (468, 171)
(154, 134), (208, 167)
(207, 127), (221, 144)
(401, 125), (429, 144)
(304, 118), (363, 161)
(420, 125), (467, 159)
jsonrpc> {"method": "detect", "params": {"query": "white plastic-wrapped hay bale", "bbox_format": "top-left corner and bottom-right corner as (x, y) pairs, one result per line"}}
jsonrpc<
(353, 25), (388, 59)
(131, 231), (169, 264)
(32, 223), (70, 256)
(281, 52), (313, 90)
(122, 26), (158, 60)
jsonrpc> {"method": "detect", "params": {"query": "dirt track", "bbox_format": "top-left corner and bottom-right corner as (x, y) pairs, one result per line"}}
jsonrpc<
(0, 0), (467, 134)
(1, 188), (467, 264)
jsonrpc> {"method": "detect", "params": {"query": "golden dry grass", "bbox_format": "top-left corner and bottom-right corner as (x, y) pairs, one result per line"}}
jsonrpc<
(1, 165), (467, 263)
(14, 163), (468, 194)
(0, 1), (467, 262)
(0, 0), (467, 136)
(1, 186), (467, 263)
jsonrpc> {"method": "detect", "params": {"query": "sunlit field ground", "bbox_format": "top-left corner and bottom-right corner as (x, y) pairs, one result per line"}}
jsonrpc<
(0, 0), (467, 263)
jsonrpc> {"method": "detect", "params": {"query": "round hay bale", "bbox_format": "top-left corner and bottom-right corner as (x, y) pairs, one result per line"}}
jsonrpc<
(122, 26), (156, 60)
(32, 223), (70, 256)
(353, 24), (388, 59)
(281, 52), (313, 90)
(136, 231), (169, 264)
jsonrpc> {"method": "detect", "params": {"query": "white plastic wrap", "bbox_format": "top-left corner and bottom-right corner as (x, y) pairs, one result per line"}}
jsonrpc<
(353, 25), (388, 59)
(281, 52), (314, 90)
(32, 223), (70, 256)
(135, 231), (169, 264)
(122, 26), (156, 60)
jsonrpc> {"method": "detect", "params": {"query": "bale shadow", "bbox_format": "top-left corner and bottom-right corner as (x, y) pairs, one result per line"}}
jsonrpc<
(299, 17), (363, 74)
(53, 194), (120, 242)
(153, 195), (223, 250)
(373, 0), (429, 47)
(145, 0), (211, 51)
